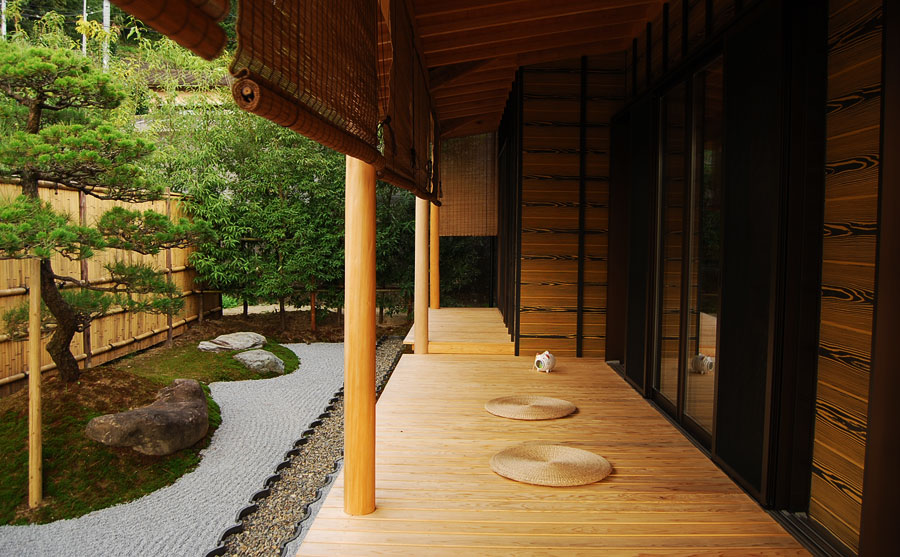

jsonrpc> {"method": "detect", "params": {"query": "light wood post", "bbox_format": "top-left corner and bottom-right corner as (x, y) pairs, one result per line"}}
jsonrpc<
(79, 191), (92, 366)
(429, 203), (440, 309)
(28, 258), (42, 508)
(344, 156), (376, 515)
(414, 197), (429, 354)
(165, 191), (174, 346)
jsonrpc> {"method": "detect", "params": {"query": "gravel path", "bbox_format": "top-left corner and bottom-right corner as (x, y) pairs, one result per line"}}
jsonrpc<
(0, 343), (345, 557)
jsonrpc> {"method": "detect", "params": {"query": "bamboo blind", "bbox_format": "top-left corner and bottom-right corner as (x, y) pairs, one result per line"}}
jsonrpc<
(0, 183), (216, 398)
(114, 0), (439, 202)
(110, 0), (228, 60)
(439, 133), (498, 237)
(379, 0), (438, 197)
(229, 0), (381, 167)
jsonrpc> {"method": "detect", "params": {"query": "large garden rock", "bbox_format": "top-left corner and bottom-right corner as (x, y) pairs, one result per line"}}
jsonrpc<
(197, 331), (266, 353)
(84, 379), (209, 456)
(233, 349), (285, 374)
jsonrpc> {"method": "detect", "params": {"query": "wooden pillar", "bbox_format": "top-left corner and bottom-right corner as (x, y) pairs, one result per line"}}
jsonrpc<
(343, 155), (376, 515)
(414, 197), (429, 354)
(28, 258), (42, 508)
(429, 203), (440, 309)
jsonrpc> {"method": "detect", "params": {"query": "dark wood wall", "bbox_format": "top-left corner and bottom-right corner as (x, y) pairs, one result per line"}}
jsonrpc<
(517, 55), (625, 358)
(812, 0), (884, 552)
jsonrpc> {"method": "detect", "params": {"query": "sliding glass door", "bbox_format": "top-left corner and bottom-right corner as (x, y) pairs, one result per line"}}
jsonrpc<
(652, 57), (724, 444)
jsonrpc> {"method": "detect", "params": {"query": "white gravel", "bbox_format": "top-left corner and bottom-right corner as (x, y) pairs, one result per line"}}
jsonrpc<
(0, 343), (345, 557)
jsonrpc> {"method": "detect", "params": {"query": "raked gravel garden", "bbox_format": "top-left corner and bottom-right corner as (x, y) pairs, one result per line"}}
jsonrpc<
(0, 336), (404, 557)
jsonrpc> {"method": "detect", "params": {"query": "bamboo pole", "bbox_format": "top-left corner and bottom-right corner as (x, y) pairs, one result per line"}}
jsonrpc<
(429, 203), (440, 309)
(166, 191), (174, 346)
(28, 258), (42, 508)
(414, 197), (430, 354)
(343, 155), (376, 516)
(79, 191), (92, 367)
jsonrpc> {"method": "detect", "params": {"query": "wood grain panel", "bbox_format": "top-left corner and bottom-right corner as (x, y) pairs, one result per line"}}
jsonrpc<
(811, 1), (883, 550)
(519, 56), (624, 357)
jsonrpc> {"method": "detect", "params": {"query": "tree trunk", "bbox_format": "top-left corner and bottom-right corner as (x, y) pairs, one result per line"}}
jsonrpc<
(39, 259), (81, 382)
(23, 102), (80, 381)
(310, 291), (317, 333)
(279, 297), (286, 331)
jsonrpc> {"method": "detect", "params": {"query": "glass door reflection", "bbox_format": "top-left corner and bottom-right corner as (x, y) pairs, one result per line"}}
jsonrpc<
(656, 82), (687, 406)
(683, 58), (724, 434)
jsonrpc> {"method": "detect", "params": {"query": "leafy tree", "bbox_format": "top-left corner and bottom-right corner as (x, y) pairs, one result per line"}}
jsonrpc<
(148, 99), (344, 331)
(0, 41), (202, 381)
(375, 184), (415, 319)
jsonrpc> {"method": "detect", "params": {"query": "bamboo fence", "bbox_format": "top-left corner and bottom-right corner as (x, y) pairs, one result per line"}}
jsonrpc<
(0, 181), (221, 397)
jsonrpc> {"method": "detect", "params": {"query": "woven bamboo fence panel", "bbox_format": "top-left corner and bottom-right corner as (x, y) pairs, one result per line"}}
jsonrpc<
(0, 182), (219, 397)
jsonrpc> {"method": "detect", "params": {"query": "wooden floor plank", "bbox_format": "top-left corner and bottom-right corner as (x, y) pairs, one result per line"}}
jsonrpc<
(297, 350), (806, 556)
(403, 308), (515, 354)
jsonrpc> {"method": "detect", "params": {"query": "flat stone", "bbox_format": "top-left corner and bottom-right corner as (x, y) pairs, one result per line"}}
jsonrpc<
(85, 379), (209, 456)
(198, 332), (266, 353)
(234, 349), (285, 374)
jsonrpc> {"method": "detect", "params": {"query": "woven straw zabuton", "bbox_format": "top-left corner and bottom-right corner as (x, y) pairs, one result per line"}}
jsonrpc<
(490, 444), (612, 487)
(484, 395), (577, 420)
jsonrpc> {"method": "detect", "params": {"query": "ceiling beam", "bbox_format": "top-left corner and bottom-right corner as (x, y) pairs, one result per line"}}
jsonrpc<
(440, 114), (499, 137)
(421, 5), (648, 52)
(429, 59), (497, 90)
(439, 102), (507, 119)
(426, 32), (629, 67)
(435, 90), (511, 108)
(441, 116), (501, 139)
(437, 95), (509, 114)
(514, 32), (638, 67)
(417, 0), (657, 35)
(416, 0), (656, 18)
(432, 77), (517, 99)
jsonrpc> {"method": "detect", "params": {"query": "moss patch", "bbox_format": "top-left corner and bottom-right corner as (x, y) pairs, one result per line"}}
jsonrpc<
(0, 337), (292, 525)
(114, 340), (298, 387)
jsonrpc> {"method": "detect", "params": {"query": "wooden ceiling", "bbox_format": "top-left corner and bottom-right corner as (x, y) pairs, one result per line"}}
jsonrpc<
(412, 0), (664, 138)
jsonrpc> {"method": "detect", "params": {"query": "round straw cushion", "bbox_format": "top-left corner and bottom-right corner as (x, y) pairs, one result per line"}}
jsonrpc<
(490, 444), (612, 487)
(484, 395), (577, 420)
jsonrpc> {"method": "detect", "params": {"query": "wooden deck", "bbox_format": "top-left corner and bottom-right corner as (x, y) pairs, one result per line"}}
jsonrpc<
(298, 355), (808, 556)
(403, 307), (515, 355)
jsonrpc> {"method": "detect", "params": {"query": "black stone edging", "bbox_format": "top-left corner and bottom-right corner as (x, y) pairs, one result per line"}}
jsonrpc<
(276, 458), (344, 557)
(276, 336), (404, 557)
(202, 335), (402, 557)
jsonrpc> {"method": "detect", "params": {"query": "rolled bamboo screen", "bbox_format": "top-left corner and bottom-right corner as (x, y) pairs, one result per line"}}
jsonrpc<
(114, 0), (440, 201)
(230, 0), (380, 162)
(228, 0), (438, 202)
(0, 182), (218, 398)
(110, 0), (228, 61)
(439, 133), (498, 236)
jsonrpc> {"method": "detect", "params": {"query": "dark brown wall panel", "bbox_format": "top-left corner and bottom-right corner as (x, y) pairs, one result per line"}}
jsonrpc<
(811, 0), (883, 552)
(519, 55), (625, 358)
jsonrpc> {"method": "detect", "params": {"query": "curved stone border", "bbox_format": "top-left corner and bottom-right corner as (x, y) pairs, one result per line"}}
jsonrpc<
(204, 336), (404, 557)
(276, 458), (343, 556)
(202, 388), (343, 557)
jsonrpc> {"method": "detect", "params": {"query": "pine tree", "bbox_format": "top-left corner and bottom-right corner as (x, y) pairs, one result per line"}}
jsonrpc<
(0, 41), (203, 381)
